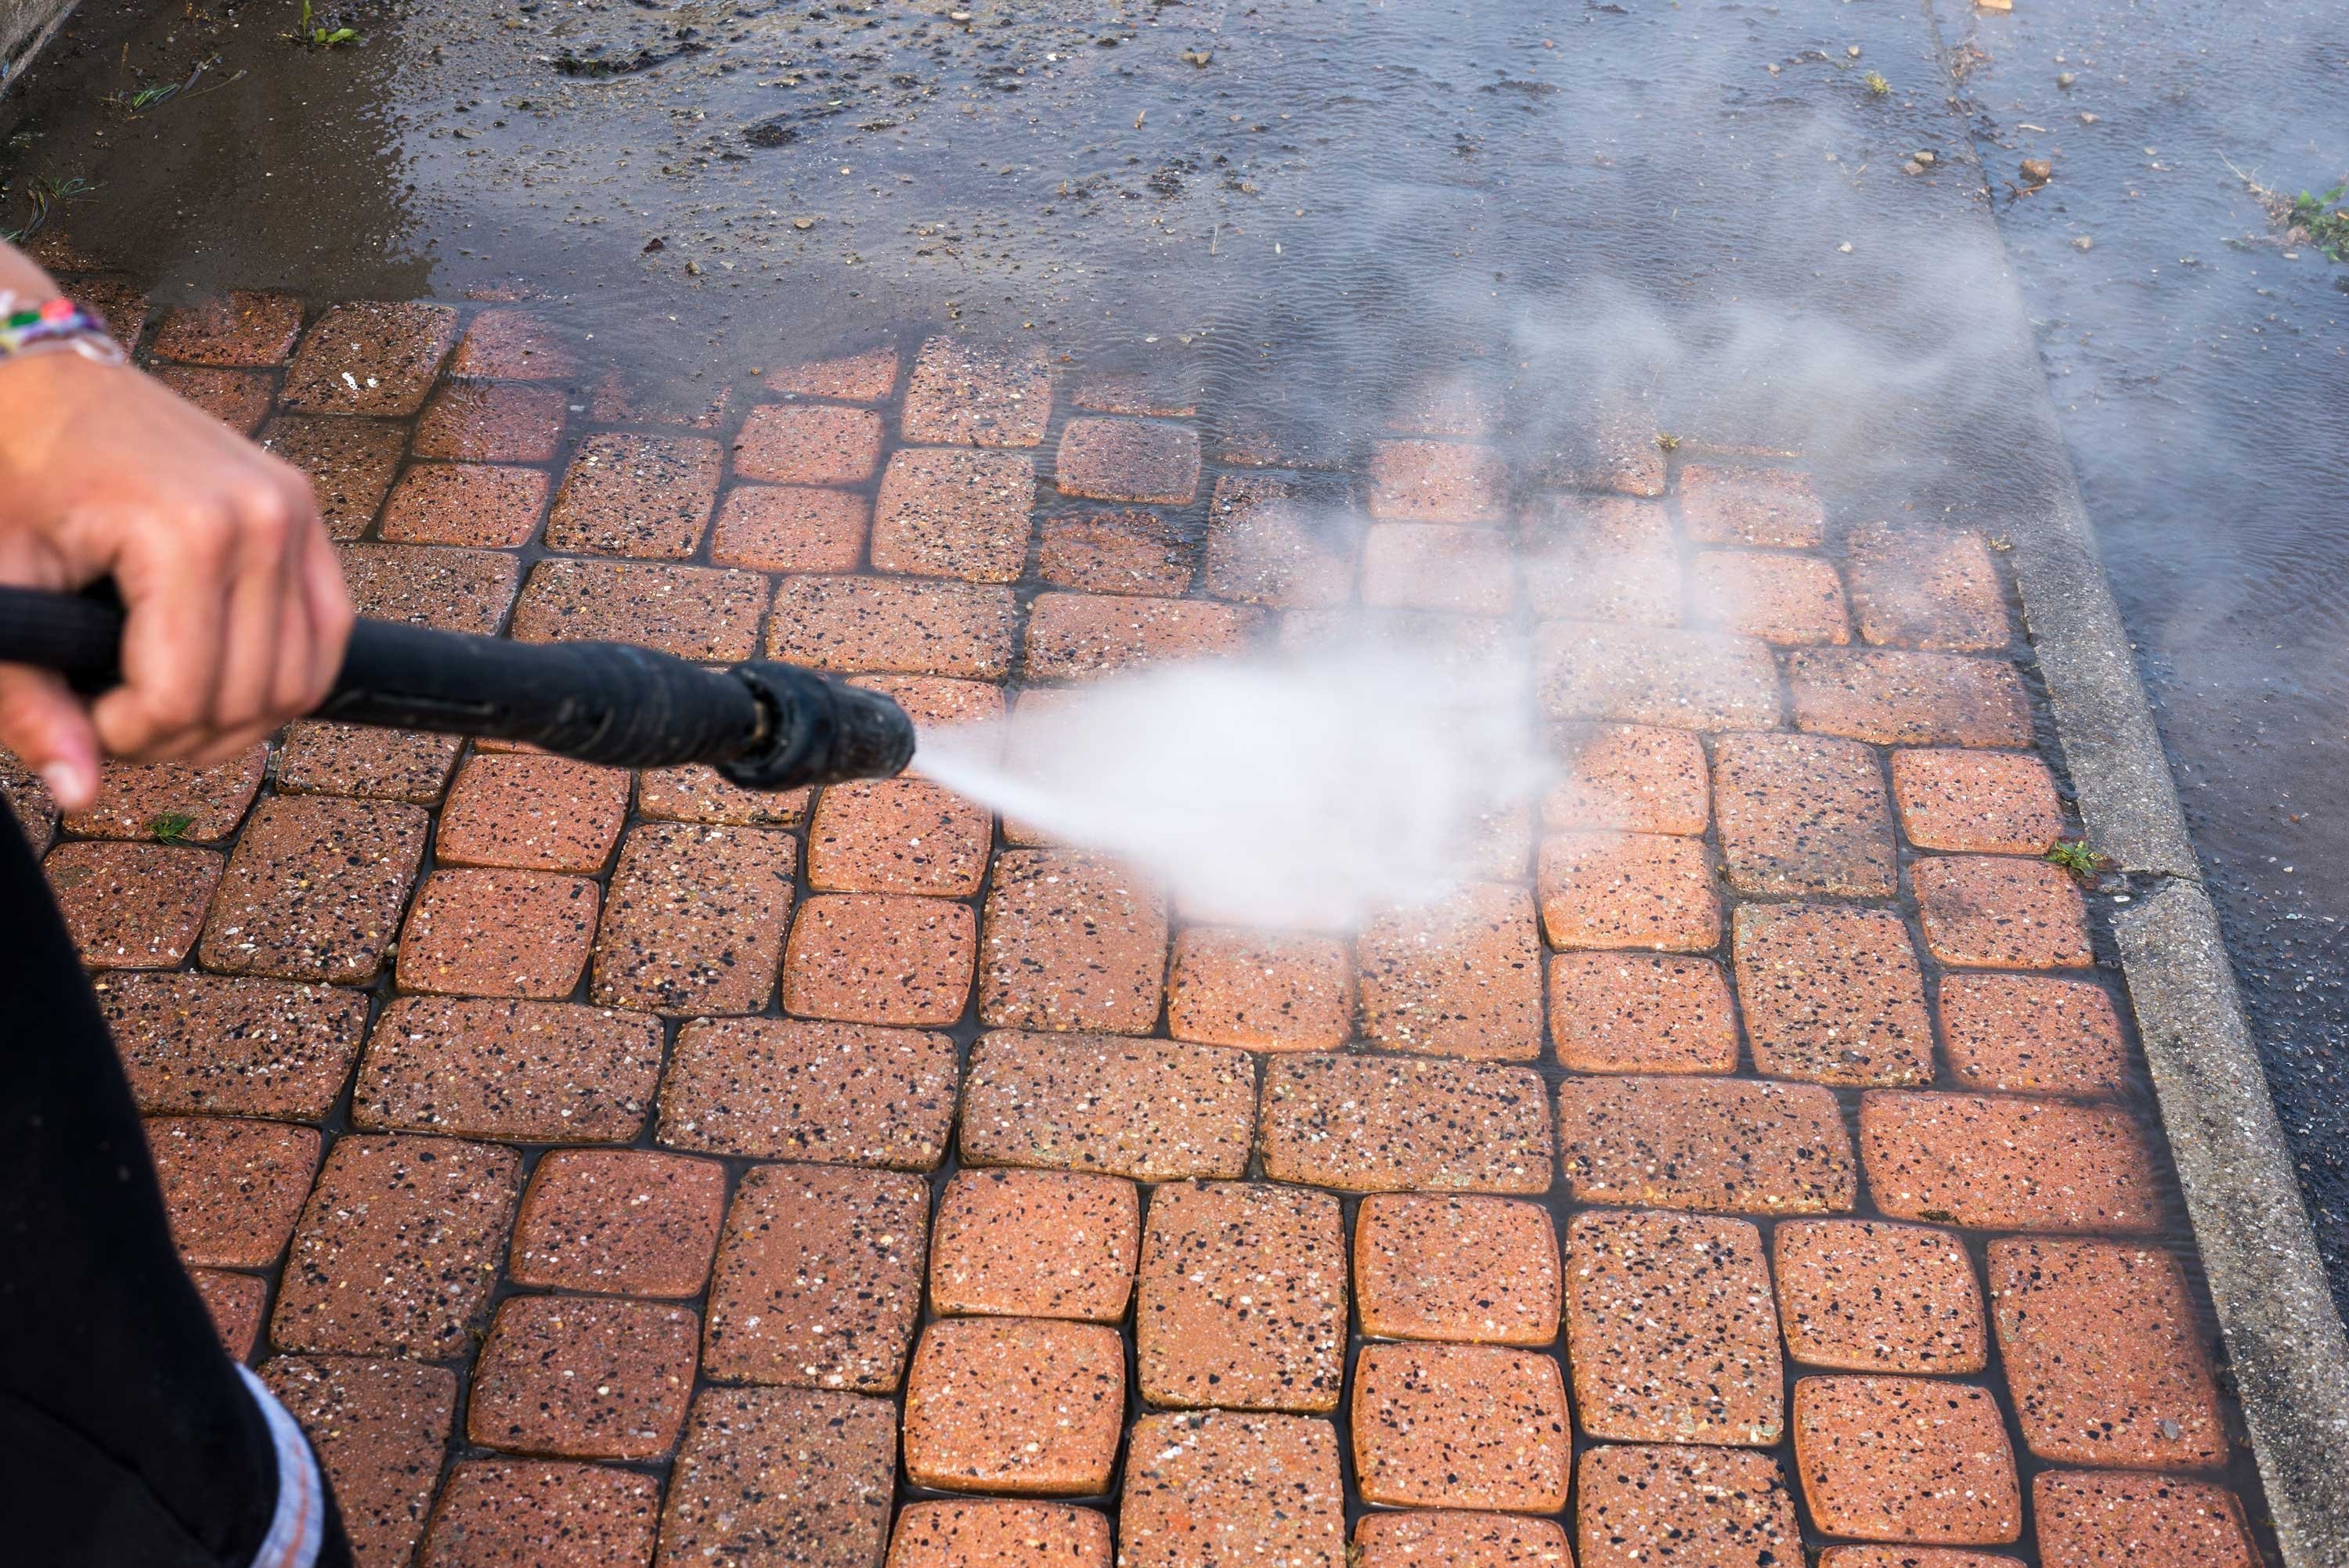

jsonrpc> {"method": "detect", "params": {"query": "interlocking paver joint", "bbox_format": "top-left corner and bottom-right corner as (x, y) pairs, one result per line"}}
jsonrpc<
(56, 304), (2282, 1568)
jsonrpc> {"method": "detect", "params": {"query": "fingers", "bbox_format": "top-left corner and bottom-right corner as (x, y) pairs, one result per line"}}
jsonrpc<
(0, 663), (101, 813)
(89, 506), (232, 761)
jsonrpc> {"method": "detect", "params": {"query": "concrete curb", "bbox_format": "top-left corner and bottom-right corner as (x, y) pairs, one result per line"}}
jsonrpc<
(2008, 443), (2349, 1568)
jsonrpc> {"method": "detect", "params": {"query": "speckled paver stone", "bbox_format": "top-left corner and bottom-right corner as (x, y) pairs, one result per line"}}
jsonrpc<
(637, 765), (809, 828)
(153, 290), (305, 365)
(887, 1502), (1111, 1568)
(467, 1296), (699, 1461)
(66, 747), (267, 842)
(45, 842), (222, 968)
(1575, 1444), (1802, 1568)
(1538, 622), (1782, 732)
(1936, 975), (2128, 1098)
(2030, 1472), (2257, 1568)
(870, 446), (1037, 581)
(281, 300), (459, 415)
(1816, 1552), (2021, 1568)
(1889, 751), (2065, 854)
(657, 1016), (957, 1166)
(1911, 856), (2094, 970)
(1167, 927), (1355, 1051)
(156, 363), (274, 434)
(734, 403), (885, 485)
(1023, 591), (1263, 681)
(271, 1134), (522, 1357)
(378, 462), (550, 547)
(655, 1387), (897, 1568)
(701, 1163), (928, 1391)
(1202, 473), (1359, 608)
(1564, 1209), (1783, 1446)
(1538, 832), (1720, 953)
(1773, 1221), (1987, 1375)
(97, 971), (371, 1119)
(1119, 1410), (1344, 1568)
(1986, 1238), (2226, 1470)
(780, 892), (978, 1026)
(193, 1268), (266, 1360)
(902, 1316), (1127, 1494)
(1788, 651), (2033, 749)
(1690, 551), (1849, 645)
(929, 1167), (1139, 1322)
(806, 778), (993, 897)
(978, 848), (1169, 1033)
(395, 868), (600, 999)
(1355, 882), (1543, 1060)
(198, 797), (429, 983)
(1557, 1075), (1856, 1215)
(1547, 953), (1739, 1074)
(510, 1149), (727, 1299)
(513, 561), (769, 662)
(1056, 417), (1202, 505)
(1353, 1512), (1575, 1568)
(1351, 1343), (1571, 1512)
(768, 573), (1019, 678)
(1355, 1193), (1561, 1346)
(1677, 464), (1825, 548)
(1040, 509), (1194, 596)
(546, 432), (723, 557)
(1521, 495), (1679, 625)
(1258, 1053), (1553, 1195)
(450, 308), (578, 379)
(1368, 439), (1507, 524)
(263, 1355), (458, 1568)
(272, 723), (462, 803)
(1362, 522), (1517, 615)
(1137, 1181), (1348, 1413)
(420, 1460), (663, 1568)
(961, 1029), (1256, 1181)
(352, 996), (663, 1143)
(1711, 734), (1895, 898)
(147, 1115), (322, 1268)
(413, 381), (568, 463)
(337, 543), (520, 634)
(591, 823), (798, 1015)
(1845, 524), (2009, 652)
(258, 415), (408, 539)
(712, 483), (870, 572)
(1857, 1092), (2160, 1234)
(764, 344), (900, 401)
(1792, 1377), (2022, 1545)
(1545, 723), (1710, 834)
(901, 336), (1054, 447)
(1731, 904), (1932, 1087)
(435, 755), (631, 874)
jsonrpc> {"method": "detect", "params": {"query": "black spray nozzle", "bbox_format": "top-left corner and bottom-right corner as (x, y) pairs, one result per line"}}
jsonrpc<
(0, 584), (915, 793)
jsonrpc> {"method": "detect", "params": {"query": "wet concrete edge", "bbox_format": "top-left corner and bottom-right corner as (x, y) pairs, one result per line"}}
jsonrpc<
(1936, 77), (2349, 1568)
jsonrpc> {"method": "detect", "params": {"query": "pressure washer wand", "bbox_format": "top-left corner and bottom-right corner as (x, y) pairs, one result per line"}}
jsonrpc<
(0, 584), (916, 791)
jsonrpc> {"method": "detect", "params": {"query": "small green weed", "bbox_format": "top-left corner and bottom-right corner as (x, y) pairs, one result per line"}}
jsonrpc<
(2225, 159), (2349, 261)
(148, 812), (197, 845)
(289, 0), (361, 48)
(1862, 70), (1891, 96)
(0, 175), (95, 243)
(100, 55), (242, 117)
(2044, 838), (2111, 883)
(1655, 431), (1681, 452)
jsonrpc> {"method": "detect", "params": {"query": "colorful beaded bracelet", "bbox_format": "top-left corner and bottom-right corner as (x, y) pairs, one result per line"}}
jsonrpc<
(0, 297), (124, 366)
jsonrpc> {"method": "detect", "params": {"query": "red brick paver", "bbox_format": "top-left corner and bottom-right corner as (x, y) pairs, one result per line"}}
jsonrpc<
(1773, 1220), (1987, 1374)
(395, 868), (599, 998)
(1859, 1092), (2161, 1234)
(1677, 464), (1825, 547)
(1353, 1342), (1571, 1512)
(1353, 1512), (1575, 1568)
(1546, 723), (1710, 834)
(1041, 509), (1194, 596)
(929, 1167), (1140, 1321)
(435, 755), (630, 874)
(1539, 623), (1782, 732)
(1137, 1181), (1348, 1412)
(282, 301), (458, 415)
(1791, 1376), (2022, 1545)
(770, 573), (1019, 678)
(902, 337), (1054, 447)
(1120, 1411), (1344, 1568)
(886, 1501), (1112, 1568)
(199, 798), (428, 983)
(1575, 1444), (1801, 1568)
(264, 1356), (458, 1567)
(1538, 831), (1720, 953)
(46, 842), (221, 968)
(1938, 975), (2128, 1098)
(871, 447), (1036, 581)
(1912, 856), (2094, 969)
(1890, 750), (2066, 854)
(734, 403), (885, 485)
(420, 1461), (662, 1568)
(1261, 1053), (1553, 1195)
(1732, 904), (1932, 1087)
(592, 823), (797, 1015)
(1167, 927), (1355, 1051)
(979, 849), (1168, 1033)
(66, 748), (266, 843)
(1357, 881), (1543, 1059)
(510, 1149), (727, 1298)
(1057, 417), (1203, 505)
(99, 971), (370, 1119)
(379, 462), (549, 547)
(1369, 439), (1508, 524)
(1691, 550), (1849, 645)
(962, 1030), (1256, 1181)
(414, 381), (567, 463)
(1712, 734), (1896, 898)
(547, 433), (723, 557)
(1550, 952), (1739, 1073)
(713, 483), (870, 571)
(781, 892), (976, 1026)
(153, 290), (304, 365)
(901, 1316), (1126, 1493)
(1355, 1193), (1561, 1345)
(1564, 1209), (1783, 1446)
(352, 995), (662, 1142)
(658, 1387), (897, 1568)
(149, 1115), (321, 1268)
(2031, 1471), (2257, 1568)
(1204, 474), (1359, 607)
(658, 1016), (956, 1166)
(765, 344), (900, 402)
(1557, 1075), (1856, 1214)
(514, 561), (768, 661)
(261, 415), (408, 537)
(1846, 524), (2009, 651)
(1522, 495), (1680, 624)
(1789, 651), (2033, 748)
(468, 1295), (699, 1459)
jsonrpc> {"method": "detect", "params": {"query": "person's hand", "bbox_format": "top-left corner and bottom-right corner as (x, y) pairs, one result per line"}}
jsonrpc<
(0, 348), (352, 813)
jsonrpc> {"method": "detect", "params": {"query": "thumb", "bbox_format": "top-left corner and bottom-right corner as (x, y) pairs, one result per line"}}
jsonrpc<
(0, 664), (102, 813)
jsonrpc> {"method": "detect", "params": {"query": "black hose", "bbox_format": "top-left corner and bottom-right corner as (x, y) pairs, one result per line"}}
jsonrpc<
(0, 583), (915, 791)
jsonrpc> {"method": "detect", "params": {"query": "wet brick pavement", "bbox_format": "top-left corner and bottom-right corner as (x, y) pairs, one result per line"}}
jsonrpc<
(0, 289), (2271, 1568)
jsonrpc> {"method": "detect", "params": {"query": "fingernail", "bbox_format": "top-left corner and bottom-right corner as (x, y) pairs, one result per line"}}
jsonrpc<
(38, 760), (92, 809)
